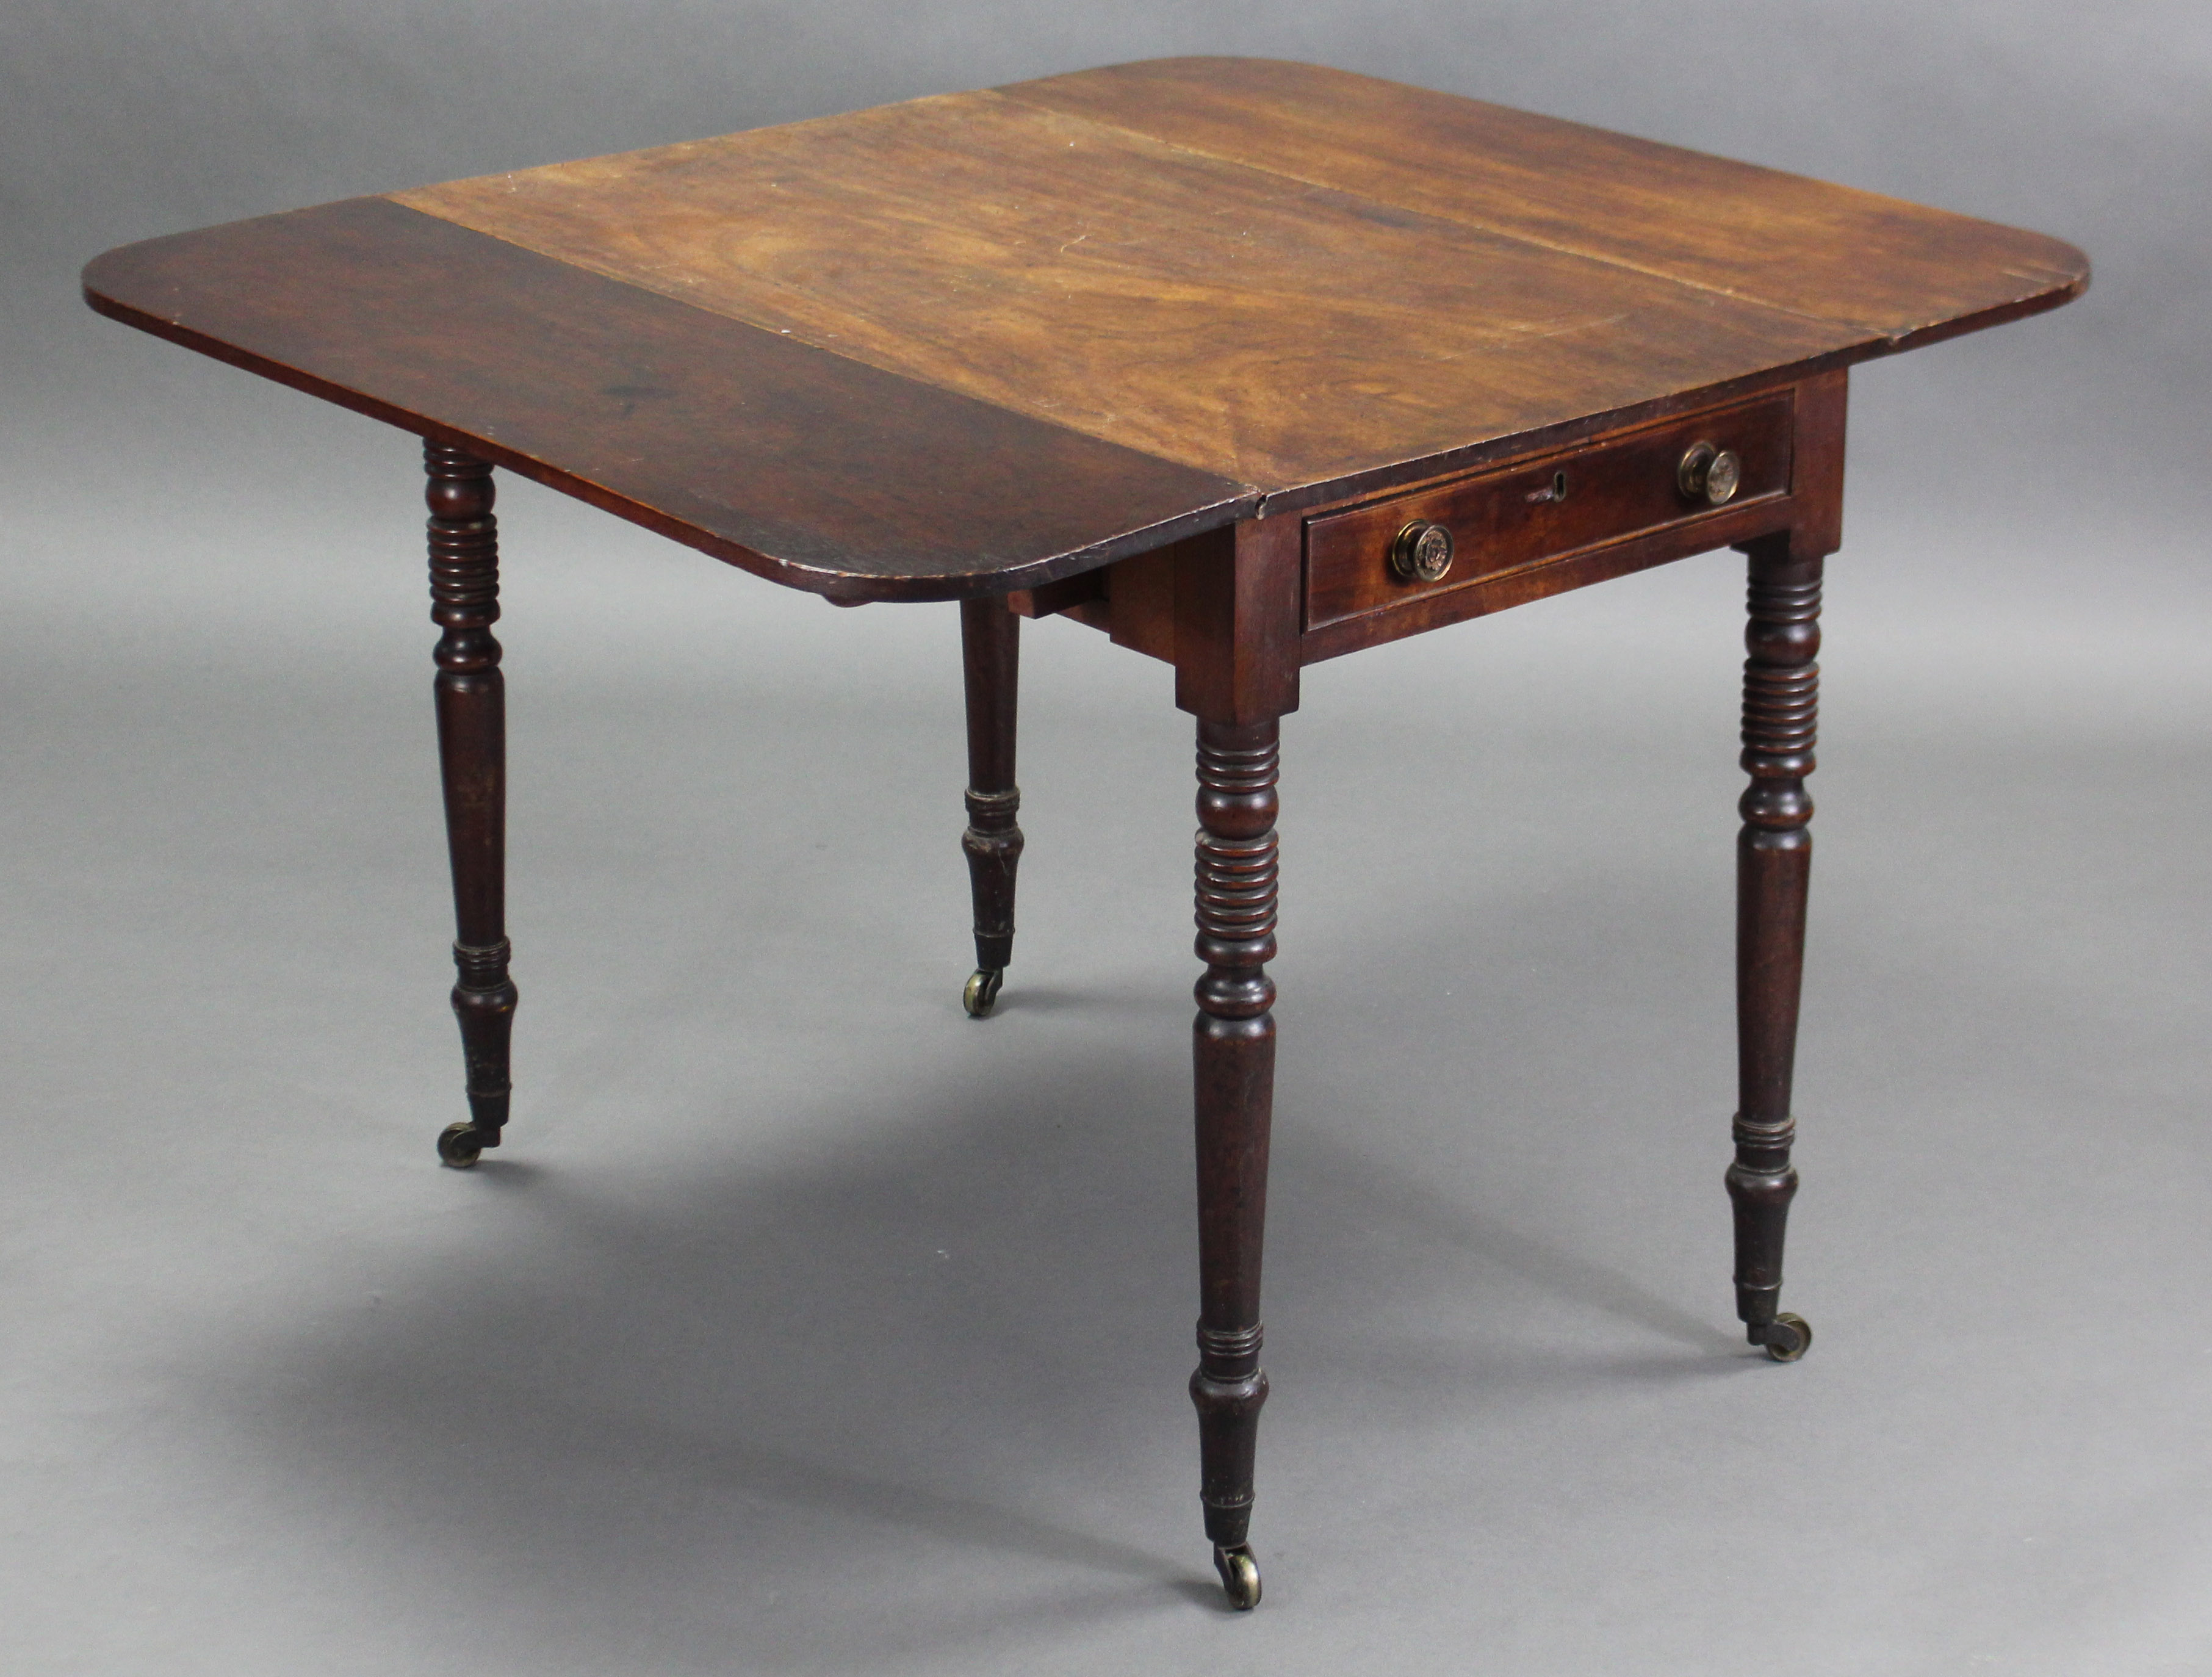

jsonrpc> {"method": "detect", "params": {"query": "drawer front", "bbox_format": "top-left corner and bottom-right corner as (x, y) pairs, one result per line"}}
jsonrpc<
(1303, 394), (1795, 632)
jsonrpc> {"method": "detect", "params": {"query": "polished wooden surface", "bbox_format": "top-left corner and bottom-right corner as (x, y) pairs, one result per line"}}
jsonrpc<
(1007, 59), (2088, 348)
(394, 89), (1846, 492)
(85, 57), (2085, 597)
(82, 198), (1246, 602)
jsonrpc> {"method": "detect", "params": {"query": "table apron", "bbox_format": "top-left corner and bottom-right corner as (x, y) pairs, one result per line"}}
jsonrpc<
(1297, 493), (1796, 662)
(1294, 381), (1839, 663)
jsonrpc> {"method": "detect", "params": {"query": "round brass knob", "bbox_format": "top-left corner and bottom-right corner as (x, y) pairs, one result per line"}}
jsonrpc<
(1390, 521), (1454, 583)
(1677, 442), (1742, 507)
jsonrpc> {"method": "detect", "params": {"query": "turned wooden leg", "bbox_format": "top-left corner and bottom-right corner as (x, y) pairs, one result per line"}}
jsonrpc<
(1729, 538), (1821, 1359)
(424, 439), (516, 1169)
(1189, 716), (1278, 1609)
(959, 595), (1023, 1017)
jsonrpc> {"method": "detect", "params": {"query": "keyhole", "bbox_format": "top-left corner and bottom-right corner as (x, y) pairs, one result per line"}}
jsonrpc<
(1526, 470), (1569, 505)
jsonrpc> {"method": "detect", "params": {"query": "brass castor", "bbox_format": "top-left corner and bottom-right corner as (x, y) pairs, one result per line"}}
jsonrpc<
(1754, 1312), (1812, 1362)
(436, 1121), (485, 1169)
(1212, 1543), (1261, 1610)
(962, 967), (1004, 1018)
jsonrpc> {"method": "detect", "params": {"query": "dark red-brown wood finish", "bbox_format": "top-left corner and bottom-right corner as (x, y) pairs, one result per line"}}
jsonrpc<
(80, 56), (2085, 1614)
(81, 199), (1252, 602)
(422, 441), (516, 1169)
(1730, 536), (1825, 1361)
(1189, 715), (1283, 1610)
(959, 597), (1023, 1017)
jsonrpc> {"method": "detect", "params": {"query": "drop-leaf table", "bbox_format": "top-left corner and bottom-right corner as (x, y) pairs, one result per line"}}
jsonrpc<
(84, 56), (2087, 1611)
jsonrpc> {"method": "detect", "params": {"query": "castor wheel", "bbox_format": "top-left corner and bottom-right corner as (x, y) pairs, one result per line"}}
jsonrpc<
(1755, 1311), (1812, 1362)
(1212, 1543), (1261, 1610)
(436, 1121), (484, 1169)
(962, 967), (1004, 1018)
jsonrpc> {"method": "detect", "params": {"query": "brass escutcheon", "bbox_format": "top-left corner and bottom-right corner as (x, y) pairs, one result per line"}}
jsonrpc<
(1677, 442), (1743, 506)
(1390, 520), (1454, 583)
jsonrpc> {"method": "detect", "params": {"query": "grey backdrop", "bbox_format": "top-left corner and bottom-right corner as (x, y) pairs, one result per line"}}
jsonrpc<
(4, 4), (2208, 1674)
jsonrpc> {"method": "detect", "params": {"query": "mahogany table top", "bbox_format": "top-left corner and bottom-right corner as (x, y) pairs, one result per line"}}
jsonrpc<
(82, 56), (2086, 601)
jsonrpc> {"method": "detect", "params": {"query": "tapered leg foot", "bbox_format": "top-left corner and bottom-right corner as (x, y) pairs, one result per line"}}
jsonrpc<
(959, 597), (1022, 1016)
(447, 936), (516, 1152)
(425, 440), (516, 1159)
(1730, 539), (1821, 1354)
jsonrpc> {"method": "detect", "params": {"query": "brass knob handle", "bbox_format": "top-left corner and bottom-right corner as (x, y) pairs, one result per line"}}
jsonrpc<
(1677, 442), (1742, 506)
(1390, 521), (1454, 583)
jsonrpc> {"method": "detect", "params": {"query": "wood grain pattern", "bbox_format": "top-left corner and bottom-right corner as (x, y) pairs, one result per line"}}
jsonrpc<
(86, 57), (2080, 594)
(394, 88), (1858, 493)
(1004, 58), (2090, 348)
(82, 198), (1251, 601)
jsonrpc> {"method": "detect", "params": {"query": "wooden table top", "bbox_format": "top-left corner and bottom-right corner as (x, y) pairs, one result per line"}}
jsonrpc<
(84, 57), (2086, 601)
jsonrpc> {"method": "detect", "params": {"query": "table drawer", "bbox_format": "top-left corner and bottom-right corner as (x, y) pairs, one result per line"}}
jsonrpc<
(1303, 394), (1795, 631)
